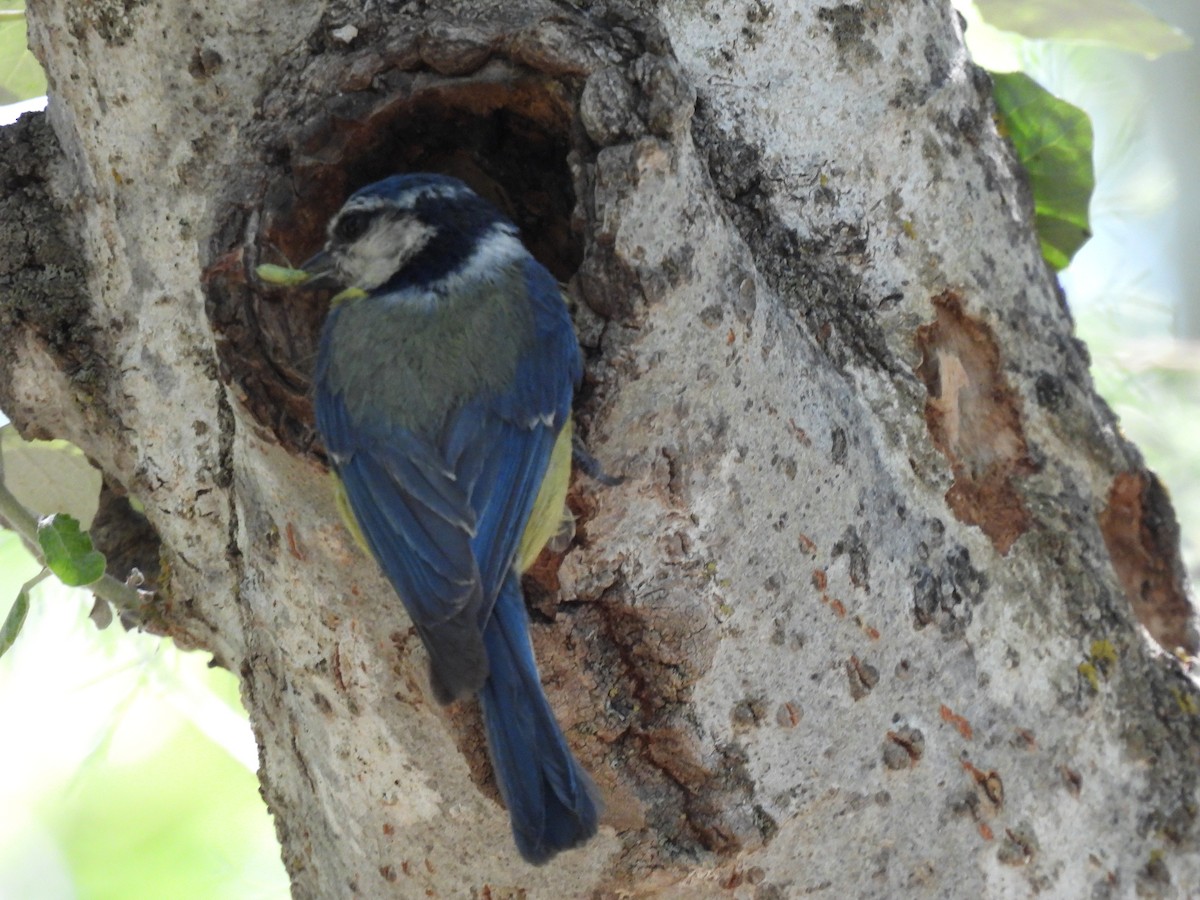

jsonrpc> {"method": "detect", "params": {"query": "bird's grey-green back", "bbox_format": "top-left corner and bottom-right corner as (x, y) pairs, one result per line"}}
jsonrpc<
(325, 262), (535, 435)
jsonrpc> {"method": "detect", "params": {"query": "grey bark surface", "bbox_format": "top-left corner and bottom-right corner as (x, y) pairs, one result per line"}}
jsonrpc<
(1, 0), (1197, 897)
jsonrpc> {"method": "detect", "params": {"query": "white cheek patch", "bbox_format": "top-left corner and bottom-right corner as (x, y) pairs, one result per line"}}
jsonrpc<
(339, 217), (435, 290)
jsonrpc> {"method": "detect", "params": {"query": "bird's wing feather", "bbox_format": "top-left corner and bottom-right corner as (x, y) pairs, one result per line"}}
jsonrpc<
(321, 386), (489, 701)
(488, 259), (581, 428)
(323, 405), (479, 624)
(445, 259), (583, 615)
(444, 404), (555, 619)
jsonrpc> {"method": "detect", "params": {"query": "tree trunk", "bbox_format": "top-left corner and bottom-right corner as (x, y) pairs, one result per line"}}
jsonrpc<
(3, 0), (1197, 895)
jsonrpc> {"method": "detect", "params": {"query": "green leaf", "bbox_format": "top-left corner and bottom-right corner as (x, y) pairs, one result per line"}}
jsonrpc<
(0, 4), (48, 105)
(37, 513), (107, 587)
(0, 584), (31, 658)
(976, 0), (1191, 58)
(992, 71), (1094, 271)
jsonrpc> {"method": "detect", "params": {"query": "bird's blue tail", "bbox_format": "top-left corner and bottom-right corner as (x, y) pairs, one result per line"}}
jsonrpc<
(479, 575), (600, 864)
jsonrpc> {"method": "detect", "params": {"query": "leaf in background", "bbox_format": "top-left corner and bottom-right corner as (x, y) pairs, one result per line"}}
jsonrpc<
(0, 4), (47, 105)
(0, 426), (102, 528)
(0, 586), (30, 659)
(976, 0), (1191, 58)
(37, 514), (106, 587)
(88, 595), (114, 630)
(992, 71), (1095, 271)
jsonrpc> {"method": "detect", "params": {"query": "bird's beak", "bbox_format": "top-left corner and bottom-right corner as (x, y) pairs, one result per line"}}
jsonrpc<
(301, 249), (366, 304)
(297, 249), (342, 289)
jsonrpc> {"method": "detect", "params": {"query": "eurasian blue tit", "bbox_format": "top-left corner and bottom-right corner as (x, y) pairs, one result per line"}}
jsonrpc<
(288, 174), (599, 864)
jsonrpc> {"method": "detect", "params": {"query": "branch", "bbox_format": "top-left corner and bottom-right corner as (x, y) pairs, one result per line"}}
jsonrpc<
(0, 479), (146, 612)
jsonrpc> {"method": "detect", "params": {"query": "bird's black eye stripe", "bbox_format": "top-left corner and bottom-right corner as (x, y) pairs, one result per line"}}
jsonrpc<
(333, 210), (372, 242)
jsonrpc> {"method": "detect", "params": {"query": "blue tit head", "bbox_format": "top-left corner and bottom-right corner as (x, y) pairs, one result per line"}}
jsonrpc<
(307, 174), (522, 295)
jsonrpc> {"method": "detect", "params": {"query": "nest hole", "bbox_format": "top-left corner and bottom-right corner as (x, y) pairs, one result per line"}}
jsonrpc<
(208, 68), (581, 456)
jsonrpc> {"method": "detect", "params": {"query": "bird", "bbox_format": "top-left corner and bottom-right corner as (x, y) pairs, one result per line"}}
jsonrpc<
(293, 173), (599, 864)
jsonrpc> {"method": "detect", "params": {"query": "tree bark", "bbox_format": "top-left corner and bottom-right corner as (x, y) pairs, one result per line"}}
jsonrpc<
(3, 0), (1197, 896)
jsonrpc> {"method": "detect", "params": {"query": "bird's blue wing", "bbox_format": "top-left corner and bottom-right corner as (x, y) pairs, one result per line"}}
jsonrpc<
(317, 378), (489, 702)
(444, 405), (555, 616)
(443, 258), (583, 617)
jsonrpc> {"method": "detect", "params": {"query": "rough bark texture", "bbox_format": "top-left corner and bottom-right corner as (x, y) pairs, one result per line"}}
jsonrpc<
(2, 0), (1198, 896)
